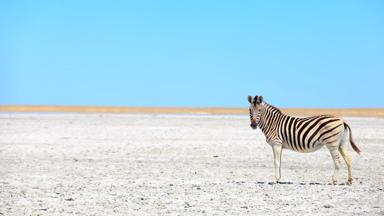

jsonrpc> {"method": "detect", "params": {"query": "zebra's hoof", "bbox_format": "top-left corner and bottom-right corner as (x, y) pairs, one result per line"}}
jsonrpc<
(347, 179), (353, 185)
(332, 180), (337, 185)
(275, 177), (281, 183)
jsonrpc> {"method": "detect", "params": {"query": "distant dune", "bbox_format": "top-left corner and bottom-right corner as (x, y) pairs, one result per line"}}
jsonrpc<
(0, 105), (384, 118)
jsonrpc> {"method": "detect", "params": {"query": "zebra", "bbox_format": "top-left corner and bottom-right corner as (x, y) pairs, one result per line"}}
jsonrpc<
(248, 95), (361, 184)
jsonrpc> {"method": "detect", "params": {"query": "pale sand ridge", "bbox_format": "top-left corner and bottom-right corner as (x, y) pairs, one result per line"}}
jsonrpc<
(1, 105), (384, 117)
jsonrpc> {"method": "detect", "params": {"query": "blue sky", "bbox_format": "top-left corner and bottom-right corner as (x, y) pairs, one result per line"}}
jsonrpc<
(1, 1), (383, 108)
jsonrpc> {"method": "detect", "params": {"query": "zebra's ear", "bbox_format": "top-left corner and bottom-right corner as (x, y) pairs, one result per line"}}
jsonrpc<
(258, 96), (263, 103)
(248, 96), (253, 103)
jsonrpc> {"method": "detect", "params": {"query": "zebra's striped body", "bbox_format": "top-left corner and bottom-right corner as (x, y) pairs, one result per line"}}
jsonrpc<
(259, 107), (344, 153)
(248, 95), (361, 184)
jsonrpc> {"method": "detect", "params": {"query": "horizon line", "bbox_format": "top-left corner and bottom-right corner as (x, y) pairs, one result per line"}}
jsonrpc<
(1, 105), (384, 118)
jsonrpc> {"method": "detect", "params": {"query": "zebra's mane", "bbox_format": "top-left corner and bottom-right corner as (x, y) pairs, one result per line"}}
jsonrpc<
(263, 102), (282, 114)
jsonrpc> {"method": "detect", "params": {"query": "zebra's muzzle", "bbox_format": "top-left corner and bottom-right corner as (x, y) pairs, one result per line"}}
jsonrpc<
(250, 123), (257, 129)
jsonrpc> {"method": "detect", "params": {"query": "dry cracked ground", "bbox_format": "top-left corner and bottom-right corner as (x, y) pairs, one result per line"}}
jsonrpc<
(0, 113), (383, 215)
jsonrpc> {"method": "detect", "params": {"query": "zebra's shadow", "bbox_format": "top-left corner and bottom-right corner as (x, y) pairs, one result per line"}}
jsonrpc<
(256, 181), (349, 186)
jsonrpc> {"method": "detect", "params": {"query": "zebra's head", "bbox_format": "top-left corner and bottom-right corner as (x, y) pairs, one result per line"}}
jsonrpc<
(248, 95), (263, 129)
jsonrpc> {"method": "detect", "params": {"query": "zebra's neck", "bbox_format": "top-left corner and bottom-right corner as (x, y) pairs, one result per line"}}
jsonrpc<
(258, 102), (285, 135)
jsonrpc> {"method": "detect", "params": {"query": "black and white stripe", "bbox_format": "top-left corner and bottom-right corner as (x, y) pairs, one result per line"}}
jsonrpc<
(248, 95), (361, 184)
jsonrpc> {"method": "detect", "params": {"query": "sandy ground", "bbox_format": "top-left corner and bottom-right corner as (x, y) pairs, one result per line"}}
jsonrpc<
(2, 106), (384, 118)
(0, 113), (383, 215)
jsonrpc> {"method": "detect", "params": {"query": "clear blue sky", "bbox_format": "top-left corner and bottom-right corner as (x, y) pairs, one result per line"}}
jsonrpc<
(1, 1), (383, 108)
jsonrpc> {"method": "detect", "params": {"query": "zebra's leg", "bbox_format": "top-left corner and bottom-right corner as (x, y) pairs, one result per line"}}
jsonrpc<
(326, 143), (342, 184)
(339, 145), (353, 185)
(271, 143), (283, 183)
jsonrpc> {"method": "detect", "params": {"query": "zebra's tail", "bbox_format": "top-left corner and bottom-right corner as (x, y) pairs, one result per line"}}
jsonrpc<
(344, 122), (361, 155)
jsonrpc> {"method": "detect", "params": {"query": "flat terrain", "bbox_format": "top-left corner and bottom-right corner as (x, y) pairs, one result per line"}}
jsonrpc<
(1, 105), (384, 117)
(0, 113), (383, 215)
